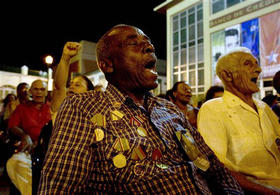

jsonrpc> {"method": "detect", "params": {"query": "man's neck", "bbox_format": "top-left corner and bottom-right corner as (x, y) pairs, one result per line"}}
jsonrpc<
(175, 100), (188, 112)
(226, 88), (257, 112)
(31, 101), (44, 110)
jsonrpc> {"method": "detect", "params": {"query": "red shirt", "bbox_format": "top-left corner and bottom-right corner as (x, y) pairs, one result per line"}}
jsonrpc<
(8, 101), (51, 141)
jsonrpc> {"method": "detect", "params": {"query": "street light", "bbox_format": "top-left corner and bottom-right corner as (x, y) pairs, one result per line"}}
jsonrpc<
(45, 55), (54, 65)
(44, 55), (54, 91)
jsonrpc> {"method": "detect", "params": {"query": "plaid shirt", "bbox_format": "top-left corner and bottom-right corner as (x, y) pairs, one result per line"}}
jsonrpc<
(38, 83), (243, 194)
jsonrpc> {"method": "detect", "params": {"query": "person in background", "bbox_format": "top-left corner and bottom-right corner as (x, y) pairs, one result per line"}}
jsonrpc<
(272, 70), (280, 120)
(38, 24), (242, 194)
(262, 94), (278, 108)
(172, 81), (199, 128)
(197, 47), (280, 193)
(205, 85), (224, 102)
(6, 80), (51, 195)
(50, 42), (95, 122)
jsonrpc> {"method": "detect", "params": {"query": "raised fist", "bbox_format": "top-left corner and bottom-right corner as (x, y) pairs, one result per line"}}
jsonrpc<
(62, 42), (81, 59)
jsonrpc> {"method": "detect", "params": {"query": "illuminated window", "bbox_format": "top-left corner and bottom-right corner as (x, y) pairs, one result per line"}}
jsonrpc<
(171, 2), (204, 96)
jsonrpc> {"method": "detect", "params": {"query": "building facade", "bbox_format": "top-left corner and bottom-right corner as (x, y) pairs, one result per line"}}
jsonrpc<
(155, 0), (280, 104)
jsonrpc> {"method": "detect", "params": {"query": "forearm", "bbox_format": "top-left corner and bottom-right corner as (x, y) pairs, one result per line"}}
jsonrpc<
(54, 54), (71, 90)
(230, 171), (279, 194)
(8, 126), (28, 139)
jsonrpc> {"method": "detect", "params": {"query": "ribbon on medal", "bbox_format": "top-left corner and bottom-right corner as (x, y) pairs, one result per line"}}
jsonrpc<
(130, 115), (145, 127)
(112, 138), (130, 152)
(91, 113), (106, 128)
(131, 145), (146, 160)
(111, 110), (124, 121)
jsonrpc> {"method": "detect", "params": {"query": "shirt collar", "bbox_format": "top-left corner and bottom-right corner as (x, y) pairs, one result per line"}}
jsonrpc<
(105, 83), (162, 109)
(223, 90), (265, 113)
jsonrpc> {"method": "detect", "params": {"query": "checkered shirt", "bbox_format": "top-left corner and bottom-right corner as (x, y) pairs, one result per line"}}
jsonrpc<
(38, 83), (243, 194)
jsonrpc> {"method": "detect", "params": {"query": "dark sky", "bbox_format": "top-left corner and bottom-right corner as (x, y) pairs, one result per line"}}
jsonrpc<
(1, 1), (166, 71)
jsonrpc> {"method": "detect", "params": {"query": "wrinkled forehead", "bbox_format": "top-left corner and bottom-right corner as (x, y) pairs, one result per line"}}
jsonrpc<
(239, 52), (258, 64)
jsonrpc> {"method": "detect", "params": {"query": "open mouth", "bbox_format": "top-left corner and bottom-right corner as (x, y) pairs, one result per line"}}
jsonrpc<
(144, 60), (156, 69)
(251, 77), (258, 84)
(67, 91), (75, 96)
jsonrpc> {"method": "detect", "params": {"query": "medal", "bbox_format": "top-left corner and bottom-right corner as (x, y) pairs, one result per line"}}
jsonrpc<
(91, 113), (106, 128)
(113, 102), (122, 109)
(111, 110), (124, 121)
(133, 163), (145, 176)
(156, 163), (169, 169)
(131, 145), (146, 160)
(137, 127), (147, 137)
(152, 148), (162, 161)
(130, 115), (145, 127)
(112, 138), (130, 152)
(113, 153), (127, 168)
(94, 128), (104, 142)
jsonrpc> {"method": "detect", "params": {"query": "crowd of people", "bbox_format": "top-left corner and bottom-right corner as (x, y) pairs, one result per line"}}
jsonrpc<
(0, 24), (279, 194)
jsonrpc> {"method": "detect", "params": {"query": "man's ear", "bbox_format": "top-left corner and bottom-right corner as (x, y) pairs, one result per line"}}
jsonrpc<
(220, 69), (233, 82)
(98, 59), (113, 74)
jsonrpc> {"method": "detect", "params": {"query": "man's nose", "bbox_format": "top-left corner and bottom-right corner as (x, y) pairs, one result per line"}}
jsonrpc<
(143, 43), (155, 53)
(255, 65), (262, 74)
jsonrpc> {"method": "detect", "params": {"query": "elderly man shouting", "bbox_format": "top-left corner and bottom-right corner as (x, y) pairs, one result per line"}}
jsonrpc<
(198, 47), (280, 194)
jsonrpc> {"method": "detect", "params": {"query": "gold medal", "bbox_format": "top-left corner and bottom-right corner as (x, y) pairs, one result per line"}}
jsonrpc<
(91, 113), (106, 128)
(94, 128), (104, 142)
(113, 153), (127, 168)
(137, 127), (147, 137)
(112, 138), (130, 152)
(111, 110), (124, 121)
(113, 102), (122, 109)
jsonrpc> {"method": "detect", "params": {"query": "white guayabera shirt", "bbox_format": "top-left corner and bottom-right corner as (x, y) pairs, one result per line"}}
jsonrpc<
(198, 90), (280, 188)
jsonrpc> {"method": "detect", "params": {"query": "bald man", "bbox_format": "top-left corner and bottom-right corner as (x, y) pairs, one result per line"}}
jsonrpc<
(198, 47), (280, 193)
(7, 79), (51, 195)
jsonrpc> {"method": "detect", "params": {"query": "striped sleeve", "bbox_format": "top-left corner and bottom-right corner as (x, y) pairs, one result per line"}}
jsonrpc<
(38, 96), (93, 194)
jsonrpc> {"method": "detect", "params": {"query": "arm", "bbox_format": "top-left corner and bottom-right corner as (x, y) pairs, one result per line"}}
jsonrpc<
(50, 42), (81, 113)
(8, 105), (33, 152)
(38, 97), (92, 194)
(230, 171), (280, 194)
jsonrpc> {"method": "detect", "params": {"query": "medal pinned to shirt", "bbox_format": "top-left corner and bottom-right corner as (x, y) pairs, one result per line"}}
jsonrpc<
(137, 127), (147, 137)
(91, 113), (106, 128)
(131, 145), (146, 160)
(111, 110), (124, 121)
(94, 128), (104, 142)
(113, 153), (127, 168)
(152, 148), (162, 161)
(130, 115), (145, 127)
(133, 163), (145, 176)
(112, 138), (130, 152)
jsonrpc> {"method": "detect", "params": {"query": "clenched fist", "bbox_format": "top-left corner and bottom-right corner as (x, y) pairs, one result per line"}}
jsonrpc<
(62, 42), (81, 61)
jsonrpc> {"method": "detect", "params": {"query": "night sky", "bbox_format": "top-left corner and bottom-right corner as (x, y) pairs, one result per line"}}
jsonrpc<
(1, 1), (166, 71)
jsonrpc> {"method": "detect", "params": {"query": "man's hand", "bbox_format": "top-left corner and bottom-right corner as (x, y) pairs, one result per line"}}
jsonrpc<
(61, 42), (81, 61)
(17, 134), (33, 153)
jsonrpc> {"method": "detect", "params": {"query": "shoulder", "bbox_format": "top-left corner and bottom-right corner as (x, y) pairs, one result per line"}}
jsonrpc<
(200, 97), (224, 111)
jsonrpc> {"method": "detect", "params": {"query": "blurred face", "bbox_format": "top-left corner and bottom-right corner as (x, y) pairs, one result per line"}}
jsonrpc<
(17, 84), (29, 99)
(213, 91), (224, 99)
(67, 76), (88, 96)
(225, 34), (239, 52)
(173, 82), (192, 105)
(108, 26), (158, 92)
(30, 80), (48, 103)
(232, 53), (262, 95)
